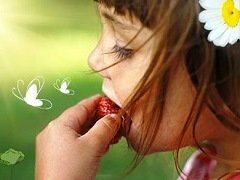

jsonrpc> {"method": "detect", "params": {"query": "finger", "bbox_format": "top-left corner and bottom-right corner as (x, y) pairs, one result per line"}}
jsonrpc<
(59, 94), (101, 132)
(82, 114), (121, 154)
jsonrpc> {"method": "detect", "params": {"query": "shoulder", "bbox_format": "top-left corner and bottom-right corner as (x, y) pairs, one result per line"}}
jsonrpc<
(177, 150), (217, 180)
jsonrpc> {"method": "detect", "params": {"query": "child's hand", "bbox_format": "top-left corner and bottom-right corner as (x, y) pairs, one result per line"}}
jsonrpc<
(35, 95), (121, 180)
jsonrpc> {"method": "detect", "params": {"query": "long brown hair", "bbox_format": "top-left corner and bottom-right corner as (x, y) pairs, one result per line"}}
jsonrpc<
(94, 0), (240, 177)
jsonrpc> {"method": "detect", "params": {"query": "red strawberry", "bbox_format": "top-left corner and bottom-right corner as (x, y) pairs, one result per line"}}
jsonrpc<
(96, 97), (120, 120)
(95, 96), (123, 144)
(87, 96), (131, 144)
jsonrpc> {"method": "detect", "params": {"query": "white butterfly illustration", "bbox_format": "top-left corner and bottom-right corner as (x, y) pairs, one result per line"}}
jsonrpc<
(12, 76), (52, 110)
(53, 77), (75, 95)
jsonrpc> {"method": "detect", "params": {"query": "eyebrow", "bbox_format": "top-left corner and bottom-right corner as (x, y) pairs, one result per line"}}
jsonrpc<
(101, 11), (137, 31)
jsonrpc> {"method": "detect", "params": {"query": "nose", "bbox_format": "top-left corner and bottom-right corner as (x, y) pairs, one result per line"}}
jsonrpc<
(88, 44), (109, 78)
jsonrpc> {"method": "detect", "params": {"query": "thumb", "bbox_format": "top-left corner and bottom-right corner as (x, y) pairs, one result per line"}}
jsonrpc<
(82, 114), (121, 154)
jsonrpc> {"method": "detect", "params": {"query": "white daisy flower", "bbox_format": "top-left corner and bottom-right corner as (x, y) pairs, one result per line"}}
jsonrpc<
(199, 0), (240, 47)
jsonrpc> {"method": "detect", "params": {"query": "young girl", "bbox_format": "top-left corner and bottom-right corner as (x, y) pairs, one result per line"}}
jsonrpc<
(35, 0), (240, 179)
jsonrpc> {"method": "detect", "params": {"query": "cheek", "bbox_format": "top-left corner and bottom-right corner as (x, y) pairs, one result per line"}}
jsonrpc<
(137, 62), (218, 153)
(111, 71), (137, 105)
(128, 95), (194, 153)
(127, 62), (198, 153)
(109, 52), (151, 105)
(151, 64), (197, 151)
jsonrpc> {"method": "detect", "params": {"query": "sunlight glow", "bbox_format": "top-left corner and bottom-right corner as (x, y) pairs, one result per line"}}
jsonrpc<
(0, 1), (10, 35)
(0, 0), (100, 88)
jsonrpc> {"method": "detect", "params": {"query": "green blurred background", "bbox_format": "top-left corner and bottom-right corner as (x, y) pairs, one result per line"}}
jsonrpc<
(0, 0), (180, 179)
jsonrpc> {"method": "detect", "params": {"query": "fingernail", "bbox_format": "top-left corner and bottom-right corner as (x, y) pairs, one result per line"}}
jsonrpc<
(109, 114), (121, 120)
(108, 114), (121, 128)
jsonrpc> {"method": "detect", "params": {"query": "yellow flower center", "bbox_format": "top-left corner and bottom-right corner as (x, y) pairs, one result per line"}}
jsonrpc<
(222, 0), (240, 27)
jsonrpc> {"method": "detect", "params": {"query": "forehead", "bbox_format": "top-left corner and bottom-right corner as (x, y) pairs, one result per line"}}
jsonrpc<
(98, 4), (141, 28)
(95, 0), (153, 27)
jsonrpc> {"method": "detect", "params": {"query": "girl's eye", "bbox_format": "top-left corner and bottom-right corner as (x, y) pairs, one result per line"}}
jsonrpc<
(112, 44), (134, 60)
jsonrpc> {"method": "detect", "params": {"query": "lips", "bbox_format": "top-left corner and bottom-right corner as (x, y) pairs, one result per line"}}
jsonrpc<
(101, 80), (132, 141)
(102, 79), (121, 107)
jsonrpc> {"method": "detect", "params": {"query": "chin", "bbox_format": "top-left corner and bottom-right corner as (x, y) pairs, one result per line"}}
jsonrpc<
(126, 123), (181, 154)
(126, 137), (157, 155)
(127, 137), (179, 155)
(126, 124), (156, 155)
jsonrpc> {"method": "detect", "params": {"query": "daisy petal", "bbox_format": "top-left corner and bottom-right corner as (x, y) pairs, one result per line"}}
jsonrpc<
(204, 18), (223, 30)
(234, 0), (240, 10)
(229, 25), (240, 44)
(199, 10), (220, 23)
(199, 0), (223, 9)
(213, 28), (232, 47)
(208, 24), (228, 41)
(238, 23), (240, 40)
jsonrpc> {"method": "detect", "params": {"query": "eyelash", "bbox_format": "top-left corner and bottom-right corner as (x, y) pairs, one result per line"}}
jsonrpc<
(112, 44), (134, 60)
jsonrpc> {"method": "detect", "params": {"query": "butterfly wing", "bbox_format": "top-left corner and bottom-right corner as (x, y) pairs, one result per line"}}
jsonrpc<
(27, 76), (44, 97)
(60, 81), (70, 94)
(24, 84), (43, 107)
(12, 80), (25, 101)
(53, 79), (61, 90)
(37, 99), (53, 110)
(54, 77), (74, 95)
(67, 89), (75, 95)
(60, 81), (68, 90)
(24, 84), (52, 109)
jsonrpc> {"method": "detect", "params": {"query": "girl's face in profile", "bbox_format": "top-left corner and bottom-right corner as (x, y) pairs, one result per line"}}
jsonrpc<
(88, 5), (220, 153)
